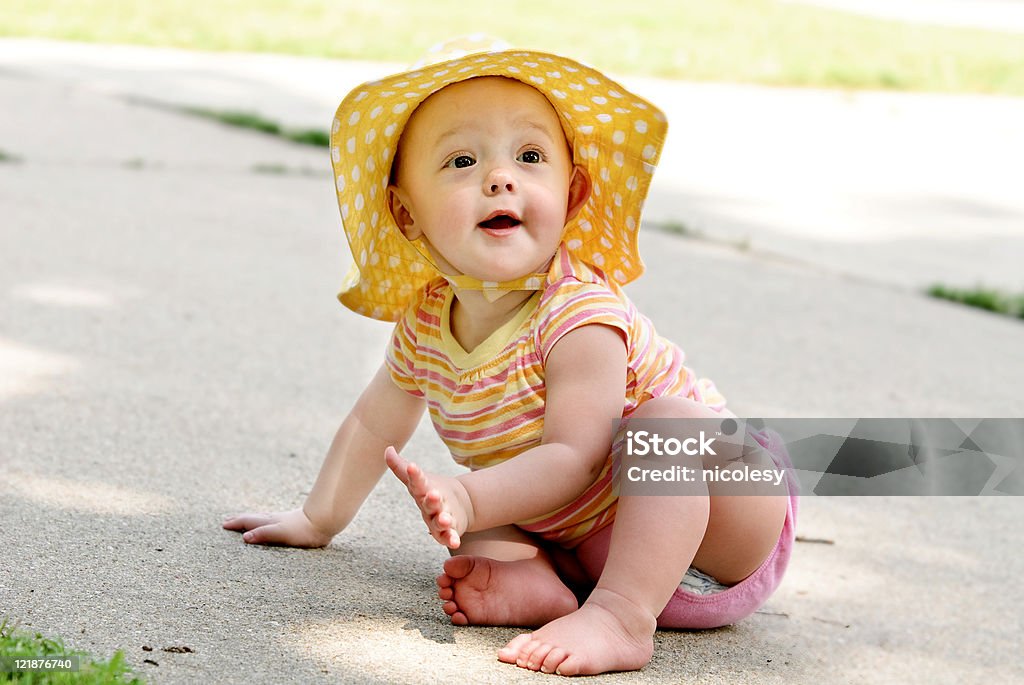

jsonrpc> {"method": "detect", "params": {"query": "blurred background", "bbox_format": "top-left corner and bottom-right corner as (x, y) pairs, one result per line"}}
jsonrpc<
(2, 0), (1023, 93)
(2, 0), (1022, 307)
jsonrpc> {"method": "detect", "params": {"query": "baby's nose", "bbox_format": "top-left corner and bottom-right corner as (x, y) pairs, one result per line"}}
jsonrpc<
(484, 168), (517, 195)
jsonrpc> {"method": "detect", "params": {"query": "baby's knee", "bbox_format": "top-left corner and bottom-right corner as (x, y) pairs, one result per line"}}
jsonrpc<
(630, 396), (731, 421)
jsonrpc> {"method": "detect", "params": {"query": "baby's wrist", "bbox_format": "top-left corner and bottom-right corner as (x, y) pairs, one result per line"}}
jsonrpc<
(302, 503), (345, 540)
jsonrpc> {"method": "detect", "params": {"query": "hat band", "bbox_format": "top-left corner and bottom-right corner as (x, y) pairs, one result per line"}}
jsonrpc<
(444, 272), (549, 303)
(407, 235), (550, 302)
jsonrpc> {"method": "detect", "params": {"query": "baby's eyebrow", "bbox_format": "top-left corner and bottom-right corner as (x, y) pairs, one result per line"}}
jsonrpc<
(433, 119), (558, 147)
(433, 127), (466, 147)
(515, 119), (559, 143)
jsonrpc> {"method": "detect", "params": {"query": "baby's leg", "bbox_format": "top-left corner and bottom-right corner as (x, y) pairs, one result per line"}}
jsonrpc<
(499, 397), (788, 675)
(438, 524), (578, 627)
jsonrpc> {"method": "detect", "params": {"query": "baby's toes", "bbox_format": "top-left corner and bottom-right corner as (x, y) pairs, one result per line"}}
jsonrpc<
(515, 638), (545, 668)
(524, 642), (555, 671)
(539, 647), (570, 674)
(498, 633), (533, 664)
(552, 653), (586, 677)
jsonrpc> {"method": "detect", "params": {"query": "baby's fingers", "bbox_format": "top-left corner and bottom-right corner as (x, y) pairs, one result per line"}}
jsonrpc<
(425, 524), (461, 550)
(435, 508), (454, 529)
(224, 509), (331, 548)
(384, 446), (409, 482)
(239, 522), (292, 546)
(386, 448), (432, 501)
(444, 528), (461, 549)
(222, 513), (274, 532)
(405, 461), (432, 500)
(429, 508), (461, 549)
(421, 489), (447, 517)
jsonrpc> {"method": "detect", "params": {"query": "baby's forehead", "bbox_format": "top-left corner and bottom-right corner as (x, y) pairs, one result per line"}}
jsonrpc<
(425, 74), (552, 106)
(405, 76), (570, 142)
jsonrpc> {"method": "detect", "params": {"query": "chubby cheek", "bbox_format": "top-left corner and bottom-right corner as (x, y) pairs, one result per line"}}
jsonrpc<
(429, 185), (478, 223)
(525, 184), (571, 226)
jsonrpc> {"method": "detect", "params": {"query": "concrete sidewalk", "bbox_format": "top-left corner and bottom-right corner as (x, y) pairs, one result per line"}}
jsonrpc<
(1, 42), (1023, 684)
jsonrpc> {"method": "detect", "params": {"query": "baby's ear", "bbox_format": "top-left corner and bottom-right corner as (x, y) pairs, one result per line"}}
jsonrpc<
(387, 185), (420, 240)
(565, 164), (592, 223)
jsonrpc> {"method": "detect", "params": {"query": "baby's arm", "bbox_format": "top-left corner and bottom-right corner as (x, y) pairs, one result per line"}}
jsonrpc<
(387, 324), (625, 546)
(223, 363), (425, 546)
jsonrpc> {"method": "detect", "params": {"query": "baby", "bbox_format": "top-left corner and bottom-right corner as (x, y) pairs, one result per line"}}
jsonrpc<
(224, 36), (798, 676)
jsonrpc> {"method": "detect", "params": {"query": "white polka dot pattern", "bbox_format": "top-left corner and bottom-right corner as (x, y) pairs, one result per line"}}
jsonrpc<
(330, 36), (667, 321)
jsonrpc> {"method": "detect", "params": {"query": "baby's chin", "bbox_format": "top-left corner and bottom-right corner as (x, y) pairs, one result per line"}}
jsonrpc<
(479, 260), (554, 283)
(444, 254), (550, 283)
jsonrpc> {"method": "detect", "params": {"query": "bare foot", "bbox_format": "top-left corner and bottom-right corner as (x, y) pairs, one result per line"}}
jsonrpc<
(497, 587), (656, 675)
(437, 555), (578, 627)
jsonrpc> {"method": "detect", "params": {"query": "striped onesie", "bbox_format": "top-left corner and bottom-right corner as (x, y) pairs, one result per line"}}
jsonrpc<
(386, 243), (725, 547)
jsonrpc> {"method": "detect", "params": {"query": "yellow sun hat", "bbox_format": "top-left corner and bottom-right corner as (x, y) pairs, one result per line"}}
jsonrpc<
(330, 35), (667, 321)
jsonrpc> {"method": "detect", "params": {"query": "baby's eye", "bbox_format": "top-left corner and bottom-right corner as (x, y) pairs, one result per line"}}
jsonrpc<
(517, 149), (543, 164)
(446, 154), (475, 169)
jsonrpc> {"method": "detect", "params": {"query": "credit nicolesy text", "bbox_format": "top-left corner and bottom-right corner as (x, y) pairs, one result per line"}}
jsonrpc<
(624, 464), (786, 486)
(623, 430), (786, 487)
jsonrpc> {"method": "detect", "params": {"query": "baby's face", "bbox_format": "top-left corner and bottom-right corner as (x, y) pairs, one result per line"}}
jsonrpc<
(388, 76), (588, 284)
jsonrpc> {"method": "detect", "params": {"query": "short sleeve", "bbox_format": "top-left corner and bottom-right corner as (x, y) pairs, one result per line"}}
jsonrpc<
(535, 281), (632, 364)
(385, 304), (425, 398)
(691, 377), (728, 411)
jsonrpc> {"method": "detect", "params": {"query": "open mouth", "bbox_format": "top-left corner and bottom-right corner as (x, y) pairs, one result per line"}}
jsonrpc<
(478, 212), (522, 230)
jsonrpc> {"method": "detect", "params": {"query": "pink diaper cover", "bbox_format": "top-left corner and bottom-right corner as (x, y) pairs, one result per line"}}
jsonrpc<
(579, 428), (799, 629)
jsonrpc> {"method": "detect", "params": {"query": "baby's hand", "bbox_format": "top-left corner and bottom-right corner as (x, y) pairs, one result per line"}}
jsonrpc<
(385, 446), (474, 549)
(221, 508), (333, 548)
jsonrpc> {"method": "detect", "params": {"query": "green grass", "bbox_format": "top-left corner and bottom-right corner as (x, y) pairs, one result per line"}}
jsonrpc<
(650, 219), (751, 251)
(250, 162), (325, 176)
(652, 220), (702, 239)
(184, 108), (329, 148)
(0, 619), (143, 684)
(185, 108), (281, 135)
(283, 129), (330, 147)
(928, 284), (1024, 320)
(2, 0), (1024, 95)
